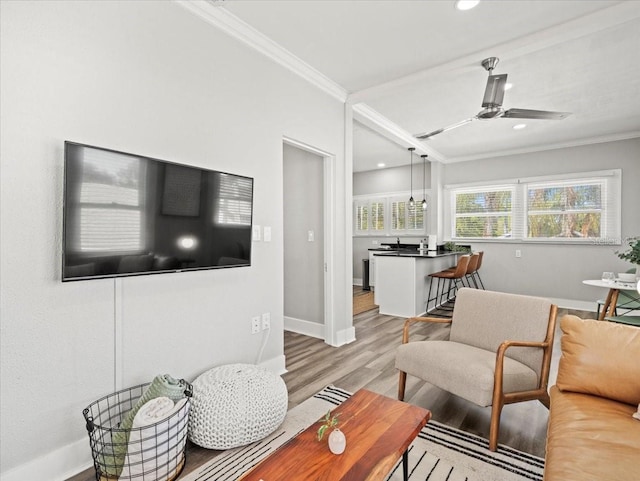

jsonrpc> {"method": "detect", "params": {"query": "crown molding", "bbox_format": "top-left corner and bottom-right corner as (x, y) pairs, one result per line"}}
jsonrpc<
(175, 0), (348, 103)
(445, 130), (640, 164)
(352, 103), (446, 163)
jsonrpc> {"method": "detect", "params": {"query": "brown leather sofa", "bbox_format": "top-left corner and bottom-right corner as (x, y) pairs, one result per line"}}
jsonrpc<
(543, 315), (640, 480)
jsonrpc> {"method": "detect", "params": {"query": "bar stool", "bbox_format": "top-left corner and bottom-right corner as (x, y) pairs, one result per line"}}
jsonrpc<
(426, 254), (470, 313)
(445, 252), (480, 288)
(471, 251), (485, 289)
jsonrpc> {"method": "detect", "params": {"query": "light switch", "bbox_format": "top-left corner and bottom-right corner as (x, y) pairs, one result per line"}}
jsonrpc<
(264, 226), (271, 242)
(308, 230), (315, 242)
(253, 225), (261, 241)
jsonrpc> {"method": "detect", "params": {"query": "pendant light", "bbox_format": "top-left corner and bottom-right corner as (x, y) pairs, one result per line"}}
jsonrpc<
(408, 147), (415, 207)
(421, 154), (428, 210)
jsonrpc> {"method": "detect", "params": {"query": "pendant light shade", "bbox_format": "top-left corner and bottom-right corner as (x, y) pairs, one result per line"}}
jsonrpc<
(408, 148), (415, 207)
(421, 154), (428, 210)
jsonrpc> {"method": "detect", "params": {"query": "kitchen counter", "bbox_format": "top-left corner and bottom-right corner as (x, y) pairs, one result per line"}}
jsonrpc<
(373, 251), (461, 317)
(373, 250), (459, 258)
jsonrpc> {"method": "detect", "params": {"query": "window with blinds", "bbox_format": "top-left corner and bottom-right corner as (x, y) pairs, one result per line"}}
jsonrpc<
(447, 170), (621, 243)
(355, 201), (369, 233)
(526, 180), (604, 239)
(370, 201), (385, 232)
(79, 152), (145, 252)
(391, 197), (425, 232)
(354, 194), (428, 235)
(453, 187), (513, 239)
(215, 173), (253, 226)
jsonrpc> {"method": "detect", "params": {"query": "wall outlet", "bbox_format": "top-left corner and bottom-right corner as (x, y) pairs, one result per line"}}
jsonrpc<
(251, 316), (261, 334)
(262, 312), (271, 330)
(308, 230), (315, 242)
(515, 249), (522, 258)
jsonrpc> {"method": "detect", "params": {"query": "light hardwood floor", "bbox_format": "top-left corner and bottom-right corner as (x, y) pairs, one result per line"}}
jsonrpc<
(68, 289), (595, 480)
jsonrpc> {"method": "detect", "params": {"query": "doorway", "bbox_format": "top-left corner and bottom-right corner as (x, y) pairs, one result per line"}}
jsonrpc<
(283, 142), (326, 339)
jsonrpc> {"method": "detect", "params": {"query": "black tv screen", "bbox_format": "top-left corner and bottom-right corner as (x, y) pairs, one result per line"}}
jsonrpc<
(62, 141), (253, 281)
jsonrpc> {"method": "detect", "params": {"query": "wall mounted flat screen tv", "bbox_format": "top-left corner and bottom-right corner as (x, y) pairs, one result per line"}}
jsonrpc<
(62, 141), (254, 281)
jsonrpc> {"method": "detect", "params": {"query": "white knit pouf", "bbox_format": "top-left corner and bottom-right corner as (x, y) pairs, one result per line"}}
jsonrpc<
(188, 363), (288, 450)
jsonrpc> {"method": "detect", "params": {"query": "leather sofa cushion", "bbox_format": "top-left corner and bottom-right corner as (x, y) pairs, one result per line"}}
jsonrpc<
(556, 315), (640, 405)
(544, 385), (639, 481)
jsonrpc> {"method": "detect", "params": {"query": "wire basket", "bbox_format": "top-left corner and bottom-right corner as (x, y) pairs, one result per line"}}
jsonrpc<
(83, 381), (192, 481)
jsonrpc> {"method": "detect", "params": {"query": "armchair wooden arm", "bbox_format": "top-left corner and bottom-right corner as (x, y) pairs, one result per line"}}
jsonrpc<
(402, 316), (452, 344)
(489, 304), (557, 452)
(495, 340), (551, 394)
(398, 316), (452, 401)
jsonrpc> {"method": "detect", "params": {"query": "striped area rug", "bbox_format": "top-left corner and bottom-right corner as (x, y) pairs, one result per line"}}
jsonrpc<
(181, 386), (544, 481)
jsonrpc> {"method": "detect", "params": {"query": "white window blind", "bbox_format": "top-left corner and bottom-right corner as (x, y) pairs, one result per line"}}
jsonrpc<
(354, 200), (369, 233)
(390, 199), (406, 230)
(354, 193), (428, 235)
(447, 170), (621, 243)
(370, 200), (385, 233)
(390, 196), (425, 232)
(452, 186), (514, 239)
(526, 179), (604, 239)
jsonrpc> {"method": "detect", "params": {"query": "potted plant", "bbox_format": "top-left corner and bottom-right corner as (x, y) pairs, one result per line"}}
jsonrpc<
(616, 237), (640, 274)
(317, 410), (346, 454)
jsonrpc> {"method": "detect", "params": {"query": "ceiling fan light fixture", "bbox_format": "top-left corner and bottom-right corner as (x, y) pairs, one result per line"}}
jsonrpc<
(455, 0), (480, 11)
(513, 123), (527, 130)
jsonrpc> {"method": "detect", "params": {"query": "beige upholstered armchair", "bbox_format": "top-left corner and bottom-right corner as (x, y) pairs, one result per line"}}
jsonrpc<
(396, 288), (558, 451)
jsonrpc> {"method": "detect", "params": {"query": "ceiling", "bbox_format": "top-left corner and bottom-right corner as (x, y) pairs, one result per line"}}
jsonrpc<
(204, 0), (640, 171)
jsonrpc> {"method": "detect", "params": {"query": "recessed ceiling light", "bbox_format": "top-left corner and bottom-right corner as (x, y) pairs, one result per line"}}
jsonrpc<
(513, 124), (527, 130)
(455, 0), (480, 11)
(377, 163), (386, 168)
(504, 82), (513, 91)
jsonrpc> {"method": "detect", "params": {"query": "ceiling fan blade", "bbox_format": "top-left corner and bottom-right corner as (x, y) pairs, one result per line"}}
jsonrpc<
(415, 117), (476, 139)
(481, 74), (507, 108)
(503, 108), (571, 120)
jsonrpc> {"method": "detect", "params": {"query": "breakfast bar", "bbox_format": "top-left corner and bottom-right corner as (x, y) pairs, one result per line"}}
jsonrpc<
(373, 250), (459, 318)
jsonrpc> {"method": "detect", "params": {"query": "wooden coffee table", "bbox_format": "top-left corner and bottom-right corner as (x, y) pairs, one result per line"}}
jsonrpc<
(238, 388), (431, 481)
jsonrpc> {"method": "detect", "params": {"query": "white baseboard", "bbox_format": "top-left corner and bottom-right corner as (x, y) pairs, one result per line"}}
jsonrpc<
(258, 354), (287, 375)
(283, 316), (325, 339)
(335, 326), (356, 346)
(353, 277), (363, 286)
(549, 298), (597, 312)
(1, 354), (288, 481)
(0, 438), (91, 481)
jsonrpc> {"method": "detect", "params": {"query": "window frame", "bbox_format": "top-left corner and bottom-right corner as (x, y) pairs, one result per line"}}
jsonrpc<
(445, 169), (621, 244)
(353, 192), (429, 236)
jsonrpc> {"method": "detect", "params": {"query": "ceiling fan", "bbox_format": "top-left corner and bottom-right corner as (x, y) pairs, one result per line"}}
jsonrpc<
(415, 57), (571, 140)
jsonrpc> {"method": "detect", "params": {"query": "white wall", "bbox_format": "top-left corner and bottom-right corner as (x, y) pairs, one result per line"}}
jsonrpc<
(442, 138), (640, 307)
(352, 138), (640, 308)
(283, 144), (324, 328)
(0, 1), (348, 479)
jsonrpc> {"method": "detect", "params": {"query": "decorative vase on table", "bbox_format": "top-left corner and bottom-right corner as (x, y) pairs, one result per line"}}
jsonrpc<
(328, 428), (346, 455)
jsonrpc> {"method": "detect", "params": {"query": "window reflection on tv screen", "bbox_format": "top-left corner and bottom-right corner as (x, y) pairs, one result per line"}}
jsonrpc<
(62, 141), (253, 281)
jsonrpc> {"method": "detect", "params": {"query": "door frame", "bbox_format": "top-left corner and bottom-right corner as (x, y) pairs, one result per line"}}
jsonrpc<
(282, 136), (335, 344)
